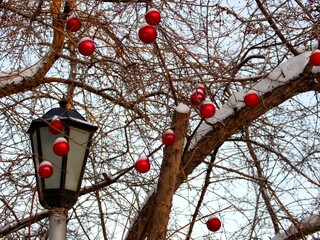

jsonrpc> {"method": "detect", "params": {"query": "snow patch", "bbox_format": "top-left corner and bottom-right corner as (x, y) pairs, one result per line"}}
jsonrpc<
(0, 60), (43, 87)
(138, 154), (148, 160)
(188, 51), (320, 150)
(147, 8), (159, 13)
(163, 129), (174, 135)
(175, 103), (190, 113)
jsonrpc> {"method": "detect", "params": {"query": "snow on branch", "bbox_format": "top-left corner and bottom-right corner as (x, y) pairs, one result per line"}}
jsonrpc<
(0, 60), (44, 87)
(271, 214), (320, 240)
(189, 51), (320, 150)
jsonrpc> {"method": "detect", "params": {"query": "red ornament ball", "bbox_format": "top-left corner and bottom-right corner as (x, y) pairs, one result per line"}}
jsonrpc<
(138, 24), (157, 44)
(38, 161), (53, 178)
(190, 89), (205, 106)
(48, 117), (63, 135)
(162, 129), (175, 146)
(244, 92), (259, 107)
(78, 37), (95, 56)
(200, 101), (215, 118)
(66, 16), (82, 32)
(53, 137), (69, 156)
(145, 8), (161, 26)
(206, 216), (222, 232)
(195, 84), (206, 97)
(309, 51), (320, 66)
(135, 156), (150, 173)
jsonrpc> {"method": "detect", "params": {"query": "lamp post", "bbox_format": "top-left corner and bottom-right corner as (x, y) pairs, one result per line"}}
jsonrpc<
(28, 98), (98, 239)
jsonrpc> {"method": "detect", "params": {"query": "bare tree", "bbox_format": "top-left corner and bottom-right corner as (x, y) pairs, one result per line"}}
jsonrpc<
(0, 0), (319, 239)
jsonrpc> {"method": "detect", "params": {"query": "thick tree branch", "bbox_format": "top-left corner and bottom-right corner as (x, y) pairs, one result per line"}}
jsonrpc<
(0, 211), (49, 238)
(147, 106), (190, 240)
(0, 0), (66, 98)
(126, 66), (320, 239)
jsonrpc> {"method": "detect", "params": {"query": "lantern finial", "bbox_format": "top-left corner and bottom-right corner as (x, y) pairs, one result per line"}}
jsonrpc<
(59, 96), (68, 109)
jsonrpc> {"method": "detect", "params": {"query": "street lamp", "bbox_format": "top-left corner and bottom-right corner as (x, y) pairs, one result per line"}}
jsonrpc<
(28, 98), (98, 239)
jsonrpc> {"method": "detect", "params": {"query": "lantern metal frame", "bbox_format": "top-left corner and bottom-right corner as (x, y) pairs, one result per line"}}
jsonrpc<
(28, 98), (98, 210)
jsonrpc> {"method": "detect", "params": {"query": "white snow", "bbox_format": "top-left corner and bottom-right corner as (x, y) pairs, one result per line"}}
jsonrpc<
(188, 51), (320, 150)
(52, 115), (59, 121)
(208, 215), (219, 220)
(139, 23), (150, 29)
(39, 161), (52, 167)
(138, 154), (148, 160)
(271, 214), (320, 239)
(68, 117), (97, 127)
(147, 8), (159, 13)
(163, 129), (174, 135)
(271, 233), (288, 240)
(66, 15), (78, 21)
(125, 183), (157, 238)
(201, 100), (214, 105)
(0, 60), (43, 87)
(175, 103), (190, 113)
(79, 37), (93, 44)
(54, 137), (67, 144)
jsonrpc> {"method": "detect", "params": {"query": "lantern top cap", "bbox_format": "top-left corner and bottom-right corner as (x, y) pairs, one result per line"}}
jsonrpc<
(27, 97), (98, 134)
(43, 97), (86, 121)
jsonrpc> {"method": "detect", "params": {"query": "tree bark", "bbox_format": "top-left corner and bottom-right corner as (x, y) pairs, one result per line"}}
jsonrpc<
(147, 107), (190, 240)
(126, 69), (320, 239)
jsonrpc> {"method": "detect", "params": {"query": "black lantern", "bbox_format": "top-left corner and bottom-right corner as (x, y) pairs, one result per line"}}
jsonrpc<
(28, 98), (98, 210)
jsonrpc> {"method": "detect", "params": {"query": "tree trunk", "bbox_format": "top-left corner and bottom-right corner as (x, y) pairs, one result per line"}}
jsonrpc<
(147, 106), (190, 240)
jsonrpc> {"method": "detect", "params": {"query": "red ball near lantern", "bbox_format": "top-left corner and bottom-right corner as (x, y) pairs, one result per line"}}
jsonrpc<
(38, 161), (53, 178)
(244, 92), (259, 108)
(138, 24), (157, 44)
(145, 8), (161, 26)
(135, 155), (150, 173)
(78, 37), (95, 56)
(162, 129), (175, 146)
(53, 137), (70, 156)
(66, 16), (82, 32)
(48, 116), (63, 135)
(200, 101), (215, 118)
(206, 216), (222, 232)
(309, 51), (320, 66)
(190, 89), (206, 106)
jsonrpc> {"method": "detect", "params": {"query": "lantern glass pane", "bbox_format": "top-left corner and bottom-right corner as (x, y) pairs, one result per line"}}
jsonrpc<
(39, 127), (63, 189)
(32, 131), (42, 189)
(65, 127), (90, 191)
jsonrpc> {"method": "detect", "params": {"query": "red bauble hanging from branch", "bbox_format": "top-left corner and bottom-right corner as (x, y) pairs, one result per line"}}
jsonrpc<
(53, 137), (70, 156)
(162, 129), (175, 146)
(145, 8), (161, 26)
(195, 84), (206, 97)
(138, 24), (157, 44)
(244, 92), (259, 108)
(135, 155), (151, 173)
(66, 16), (82, 32)
(309, 50), (320, 66)
(206, 216), (222, 232)
(38, 161), (53, 179)
(78, 37), (95, 56)
(200, 101), (215, 118)
(48, 116), (63, 135)
(190, 89), (205, 106)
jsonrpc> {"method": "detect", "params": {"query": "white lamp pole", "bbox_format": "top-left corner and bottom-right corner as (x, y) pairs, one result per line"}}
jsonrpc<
(49, 208), (67, 240)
